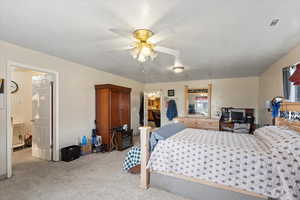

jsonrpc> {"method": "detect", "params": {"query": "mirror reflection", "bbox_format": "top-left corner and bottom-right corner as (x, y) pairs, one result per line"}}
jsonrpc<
(187, 88), (209, 116)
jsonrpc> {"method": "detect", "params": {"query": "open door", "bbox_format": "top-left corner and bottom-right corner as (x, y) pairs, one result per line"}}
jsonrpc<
(31, 75), (53, 160)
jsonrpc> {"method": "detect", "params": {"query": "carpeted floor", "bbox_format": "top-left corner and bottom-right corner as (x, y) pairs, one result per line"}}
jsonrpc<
(0, 148), (187, 200)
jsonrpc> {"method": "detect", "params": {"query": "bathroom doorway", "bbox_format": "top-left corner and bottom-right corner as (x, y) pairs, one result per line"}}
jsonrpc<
(6, 61), (59, 178)
(11, 67), (54, 164)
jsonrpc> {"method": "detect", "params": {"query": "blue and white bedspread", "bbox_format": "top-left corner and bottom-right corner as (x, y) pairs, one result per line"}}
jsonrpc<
(147, 127), (300, 200)
(122, 146), (141, 172)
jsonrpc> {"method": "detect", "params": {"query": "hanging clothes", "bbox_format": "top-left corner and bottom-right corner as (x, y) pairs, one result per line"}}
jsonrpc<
(166, 99), (178, 120)
(139, 94), (144, 126)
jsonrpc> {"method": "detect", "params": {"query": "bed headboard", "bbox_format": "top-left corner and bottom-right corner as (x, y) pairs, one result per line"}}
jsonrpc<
(275, 102), (300, 132)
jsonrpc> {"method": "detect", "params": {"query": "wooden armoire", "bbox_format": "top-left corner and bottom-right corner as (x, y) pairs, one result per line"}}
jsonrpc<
(95, 84), (131, 151)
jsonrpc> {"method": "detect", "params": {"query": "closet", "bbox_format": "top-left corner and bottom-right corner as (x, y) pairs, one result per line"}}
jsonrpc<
(95, 84), (131, 151)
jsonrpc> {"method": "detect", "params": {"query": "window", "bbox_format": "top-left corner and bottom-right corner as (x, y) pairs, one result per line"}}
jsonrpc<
(283, 65), (300, 102)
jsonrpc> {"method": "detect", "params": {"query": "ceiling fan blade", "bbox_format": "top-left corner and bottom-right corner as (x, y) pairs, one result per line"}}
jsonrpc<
(95, 46), (134, 53)
(154, 46), (179, 56)
(174, 56), (183, 66)
(93, 38), (133, 52)
(118, 45), (134, 50)
(99, 45), (134, 52)
(108, 28), (134, 40)
(148, 28), (175, 44)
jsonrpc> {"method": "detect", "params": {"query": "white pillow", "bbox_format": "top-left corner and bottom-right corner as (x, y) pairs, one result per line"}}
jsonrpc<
(254, 126), (288, 146)
(255, 126), (300, 153)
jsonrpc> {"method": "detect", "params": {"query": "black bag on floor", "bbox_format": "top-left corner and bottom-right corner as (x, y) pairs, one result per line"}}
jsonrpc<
(61, 145), (81, 162)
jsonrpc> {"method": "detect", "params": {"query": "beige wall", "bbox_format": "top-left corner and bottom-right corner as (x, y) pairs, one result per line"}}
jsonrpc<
(0, 41), (144, 176)
(259, 43), (300, 125)
(145, 77), (260, 126)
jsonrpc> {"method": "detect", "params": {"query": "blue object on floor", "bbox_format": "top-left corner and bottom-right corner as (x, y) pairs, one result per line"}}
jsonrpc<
(81, 136), (87, 145)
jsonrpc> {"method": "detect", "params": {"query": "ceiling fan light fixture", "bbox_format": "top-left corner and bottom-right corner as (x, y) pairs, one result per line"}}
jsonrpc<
(140, 45), (152, 56)
(173, 66), (184, 73)
(150, 51), (158, 60)
(133, 29), (154, 42)
(131, 29), (157, 63)
(131, 47), (139, 59)
(137, 53), (146, 63)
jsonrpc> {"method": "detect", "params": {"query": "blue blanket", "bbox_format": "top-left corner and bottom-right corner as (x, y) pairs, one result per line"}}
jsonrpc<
(150, 122), (186, 151)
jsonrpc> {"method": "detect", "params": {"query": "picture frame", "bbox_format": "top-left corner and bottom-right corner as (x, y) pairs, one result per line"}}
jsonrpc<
(168, 89), (175, 97)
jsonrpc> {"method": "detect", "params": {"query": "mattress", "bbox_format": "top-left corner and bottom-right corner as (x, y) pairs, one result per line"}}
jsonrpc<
(147, 128), (300, 200)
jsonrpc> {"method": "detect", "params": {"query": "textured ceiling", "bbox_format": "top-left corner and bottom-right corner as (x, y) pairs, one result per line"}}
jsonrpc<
(1, 0), (300, 83)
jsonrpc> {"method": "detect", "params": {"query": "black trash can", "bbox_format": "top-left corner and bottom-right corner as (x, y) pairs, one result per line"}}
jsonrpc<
(61, 145), (81, 162)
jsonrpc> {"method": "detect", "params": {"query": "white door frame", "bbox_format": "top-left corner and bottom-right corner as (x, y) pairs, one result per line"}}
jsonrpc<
(5, 61), (59, 178)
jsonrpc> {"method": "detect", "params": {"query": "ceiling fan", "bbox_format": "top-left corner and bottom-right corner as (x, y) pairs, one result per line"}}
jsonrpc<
(105, 28), (180, 63)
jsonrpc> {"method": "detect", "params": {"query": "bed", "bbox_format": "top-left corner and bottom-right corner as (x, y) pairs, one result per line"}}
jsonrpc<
(139, 102), (300, 200)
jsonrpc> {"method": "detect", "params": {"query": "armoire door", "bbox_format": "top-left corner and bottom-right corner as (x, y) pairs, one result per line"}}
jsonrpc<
(120, 92), (130, 128)
(95, 88), (110, 146)
(111, 89), (121, 129)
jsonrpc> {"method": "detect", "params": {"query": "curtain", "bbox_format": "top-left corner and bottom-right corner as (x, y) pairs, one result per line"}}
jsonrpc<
(297, 85), (300, 102)
(283, 65), (300, 102)
(282, 66), (291, 100)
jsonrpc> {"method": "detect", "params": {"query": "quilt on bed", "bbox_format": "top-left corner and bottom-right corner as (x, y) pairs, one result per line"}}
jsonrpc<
(147, 127), (300, 200)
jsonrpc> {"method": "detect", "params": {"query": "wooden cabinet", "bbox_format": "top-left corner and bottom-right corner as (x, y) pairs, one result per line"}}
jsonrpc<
(95, 84), (131, 151)
(176, 117), (220, 131)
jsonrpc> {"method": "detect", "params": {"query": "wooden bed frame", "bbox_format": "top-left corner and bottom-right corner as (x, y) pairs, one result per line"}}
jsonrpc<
(139, 102), (300, 200)
(275, 102), (300, 132)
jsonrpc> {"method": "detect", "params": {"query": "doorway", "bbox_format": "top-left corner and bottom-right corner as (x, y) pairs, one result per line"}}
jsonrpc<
(6, 62), (59, 178)
(144, 91), (162, 128)
(147, 97), (161, 128)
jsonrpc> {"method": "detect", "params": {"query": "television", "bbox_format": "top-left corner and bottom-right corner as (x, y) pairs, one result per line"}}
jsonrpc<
(230, 111), (244, 122)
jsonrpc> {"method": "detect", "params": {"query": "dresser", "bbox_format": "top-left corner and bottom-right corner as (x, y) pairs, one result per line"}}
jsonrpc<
(176, 117), (220, 131)
(95, 84), (131, 151)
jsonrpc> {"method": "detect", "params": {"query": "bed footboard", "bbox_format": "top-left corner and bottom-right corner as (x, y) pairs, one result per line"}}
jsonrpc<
(139, 127), (151, 189)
